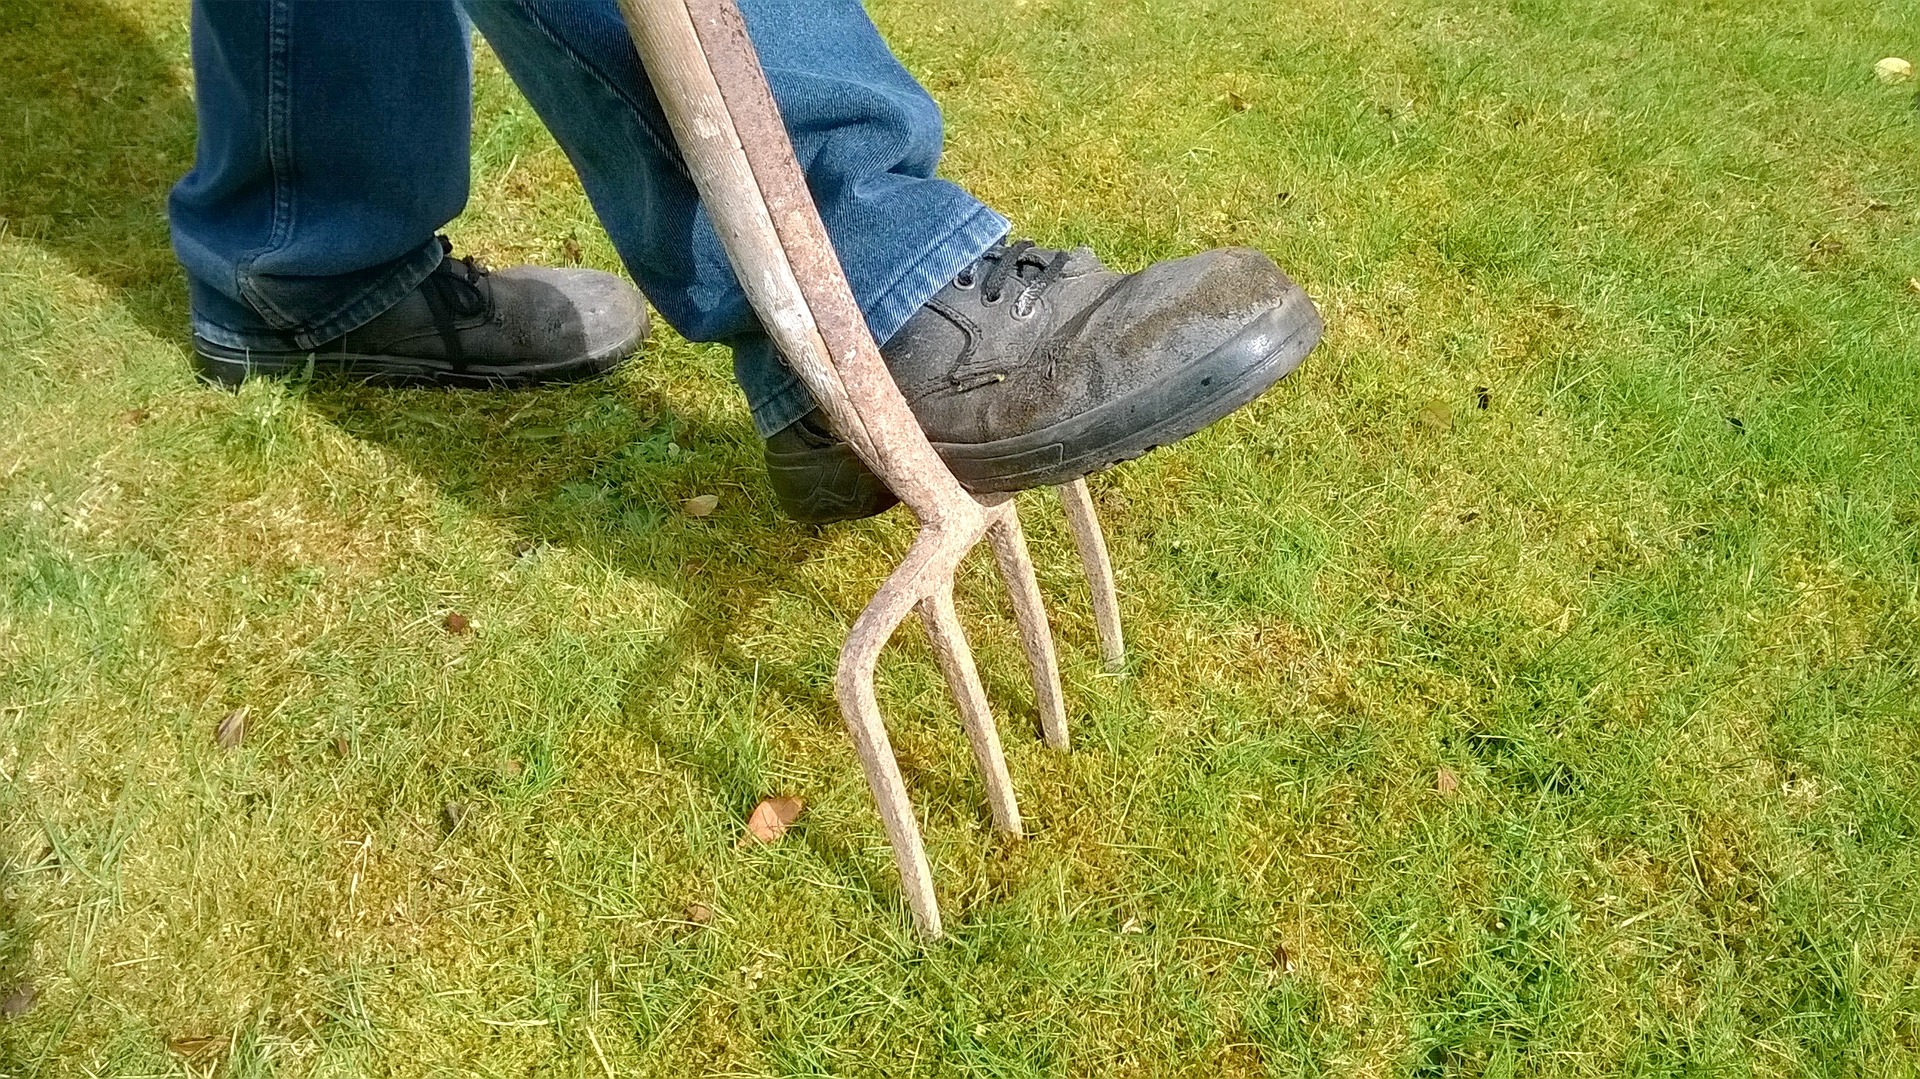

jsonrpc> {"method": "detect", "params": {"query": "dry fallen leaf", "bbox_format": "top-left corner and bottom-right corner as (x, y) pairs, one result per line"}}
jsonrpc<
(1875, 56), (1913, 84)
(442, 611), (471, 634)
(683, 494), (720, 518)
(442, 800), (469, 832)
(1806, 234), (1845, 266)
(1436, 766), (1461, 797)
(562, 238), (583, 265)
(684, 902), (714, 925)
(505, 757), (524, 778)
(332, 735), (351, 758)
(214, 707), (247, 751)
(1273, 941), (1297, 975)
(167, 1034), (224, 1059)
(739, 795), (804, 846)
(1416, 401), (1454, 431)
(1, 982), (35, 1018)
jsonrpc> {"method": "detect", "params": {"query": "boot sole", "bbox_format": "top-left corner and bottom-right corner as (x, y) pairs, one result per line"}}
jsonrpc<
(934, 283), (1323, 492)
(764, 444), (901, 523)
(191, 333), (643, 390)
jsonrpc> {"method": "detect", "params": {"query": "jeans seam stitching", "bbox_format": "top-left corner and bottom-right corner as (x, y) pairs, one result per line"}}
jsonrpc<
(237, 0), (300, 330)
(865, 203), (1005, 339)
(508, 0), (689, 179)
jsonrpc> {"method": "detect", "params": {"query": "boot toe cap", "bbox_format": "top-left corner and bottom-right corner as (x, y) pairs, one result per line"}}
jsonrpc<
(496, 267), (650, 362)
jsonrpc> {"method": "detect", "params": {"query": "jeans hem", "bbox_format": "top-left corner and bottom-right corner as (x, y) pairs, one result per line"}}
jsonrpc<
(201, 237), (447, 351)
(742, 201), (1008, 438)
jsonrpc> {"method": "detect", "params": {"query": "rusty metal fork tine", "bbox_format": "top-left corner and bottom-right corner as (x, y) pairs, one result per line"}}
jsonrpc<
(986, 505), (1070, 752)
(918, 585), (1022, 836)
(1058, 479), (1125, 672)
(834, 528), (971, 938)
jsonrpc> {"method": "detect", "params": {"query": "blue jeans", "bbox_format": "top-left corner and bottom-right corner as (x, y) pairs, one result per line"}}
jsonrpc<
(167, 0), (1009, 436)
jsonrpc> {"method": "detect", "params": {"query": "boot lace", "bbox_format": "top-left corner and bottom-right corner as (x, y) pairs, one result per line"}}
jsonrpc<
(955, 239), (1071, 317)
(418, 236), (491, 368)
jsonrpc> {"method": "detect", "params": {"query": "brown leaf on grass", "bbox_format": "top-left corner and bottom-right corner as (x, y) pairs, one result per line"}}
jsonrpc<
(442, 611), (471, 634)
(214, 707), (247, 750)
(1273, 942), (1297, 975)
(1805, 234), (1845, 267)
(167, 1034), (224, 1059)
(331, 735), (351, 758)
(739, 795), (804, 847)
(119, 407), (151, 426)
(682, 494), (720, 518)
(505, 757), (524, 778)
(562, 238), (583, 265)
(442, 800), (469, 833)
(1436, 766), (1461, 797)
(1, 982), (35, 1018)
(684, 902), (713, 925)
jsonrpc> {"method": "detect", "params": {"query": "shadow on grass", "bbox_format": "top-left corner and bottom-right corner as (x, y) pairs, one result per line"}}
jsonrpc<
(299, 382), (993, 831)
(3, 0), (990, 866)
(0, 0), (195, 342)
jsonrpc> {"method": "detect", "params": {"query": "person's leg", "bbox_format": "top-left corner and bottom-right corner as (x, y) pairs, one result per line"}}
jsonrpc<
(168, 0), (649, 387)
(167, 0), (473, 352)
(459, 0), (1009, 439)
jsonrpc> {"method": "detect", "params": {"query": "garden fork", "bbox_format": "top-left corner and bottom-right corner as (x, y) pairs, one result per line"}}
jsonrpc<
(618, 0), (1124, 938)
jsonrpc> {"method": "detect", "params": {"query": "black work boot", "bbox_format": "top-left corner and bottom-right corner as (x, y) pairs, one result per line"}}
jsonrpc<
(764, 238), (1321, 522)
(763, 410), (902, 523)
(193, 238), (649, 388)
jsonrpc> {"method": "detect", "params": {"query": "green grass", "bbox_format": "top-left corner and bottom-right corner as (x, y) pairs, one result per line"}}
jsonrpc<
(4, 0), (1919, 1073)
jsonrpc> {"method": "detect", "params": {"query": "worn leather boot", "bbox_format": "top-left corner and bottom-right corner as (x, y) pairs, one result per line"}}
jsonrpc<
(765, 238), (1321, 522)
(193, 237), (648, 388)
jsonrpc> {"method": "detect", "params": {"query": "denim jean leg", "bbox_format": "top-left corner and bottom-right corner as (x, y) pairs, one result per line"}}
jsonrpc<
(461, 0), (1008, 436)
(168, 0), (476, 351)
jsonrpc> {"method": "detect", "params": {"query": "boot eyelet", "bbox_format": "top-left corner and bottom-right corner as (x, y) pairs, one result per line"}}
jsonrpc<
(953, 271), (976, 290)
(981, 292), (1004, 306)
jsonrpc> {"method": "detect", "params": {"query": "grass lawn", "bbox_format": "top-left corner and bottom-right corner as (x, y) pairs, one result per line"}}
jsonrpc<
(5, 0), (1920, 1074)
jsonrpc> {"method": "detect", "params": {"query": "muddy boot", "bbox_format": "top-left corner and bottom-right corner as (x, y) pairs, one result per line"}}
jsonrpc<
(193, 237), (648, 389)
(764, 238), (1321, 522)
